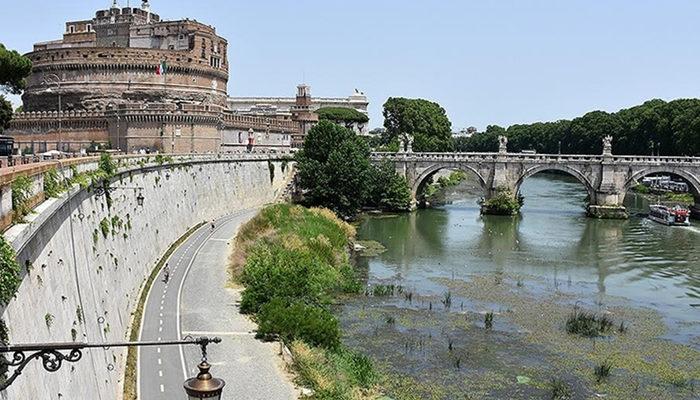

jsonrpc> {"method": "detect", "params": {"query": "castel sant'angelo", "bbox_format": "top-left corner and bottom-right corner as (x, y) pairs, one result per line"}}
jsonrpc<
(7, 0), (369, 153)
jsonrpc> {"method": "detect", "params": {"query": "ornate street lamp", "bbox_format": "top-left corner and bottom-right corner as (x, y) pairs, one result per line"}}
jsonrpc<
(136, 191), (145, 206)
(183, 361), (226, 399)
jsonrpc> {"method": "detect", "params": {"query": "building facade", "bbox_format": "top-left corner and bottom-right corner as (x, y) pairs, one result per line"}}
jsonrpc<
(228, 87), (370, 138)
(7, 1), (368, 153)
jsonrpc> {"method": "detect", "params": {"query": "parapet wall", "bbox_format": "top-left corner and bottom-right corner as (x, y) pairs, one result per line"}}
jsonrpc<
(0, 153), (293, 400)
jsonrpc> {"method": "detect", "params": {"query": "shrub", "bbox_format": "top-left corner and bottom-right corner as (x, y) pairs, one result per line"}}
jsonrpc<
(482, 187), (521, 215)
(240, 242), (341, 314)
(257, 298), (340, 349)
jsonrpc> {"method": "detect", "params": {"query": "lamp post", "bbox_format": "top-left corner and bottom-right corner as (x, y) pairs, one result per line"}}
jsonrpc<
(558, 140), (561, 155)
(0, 337), (225, 397)
(42, 74), (62, 152)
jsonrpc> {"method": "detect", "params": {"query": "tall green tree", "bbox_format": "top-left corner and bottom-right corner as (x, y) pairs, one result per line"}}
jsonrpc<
(0, 43), (32, 94)
(366, 161), (412, 211)
(383, 97), (454, 152)
(296, 121), (373, 218)
(0, 96), (11, 133)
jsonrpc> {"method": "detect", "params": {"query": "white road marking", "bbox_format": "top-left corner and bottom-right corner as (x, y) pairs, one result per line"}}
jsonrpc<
(159, 326), (162, 332)
(160, 384), (164, 393)
(158, 358), (162, 365)
(181, 331), (255, 336)
(157, 347), (161, 353)
(159, 370), (163, 377)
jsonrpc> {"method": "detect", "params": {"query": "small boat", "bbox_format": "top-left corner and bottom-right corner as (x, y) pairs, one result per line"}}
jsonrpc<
(648, 204), (691, 226)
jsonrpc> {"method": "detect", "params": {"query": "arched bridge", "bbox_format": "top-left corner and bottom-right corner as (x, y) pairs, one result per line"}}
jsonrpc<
(371, 137), (700, 219)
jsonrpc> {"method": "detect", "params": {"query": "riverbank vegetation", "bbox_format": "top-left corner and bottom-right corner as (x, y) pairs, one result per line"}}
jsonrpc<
(296, 121), (411, 218)
(631, 184), (695, 204)
(231, 204), (382, 398)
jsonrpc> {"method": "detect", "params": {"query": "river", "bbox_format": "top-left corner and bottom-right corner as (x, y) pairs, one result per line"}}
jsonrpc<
(339, 173), (700, 400)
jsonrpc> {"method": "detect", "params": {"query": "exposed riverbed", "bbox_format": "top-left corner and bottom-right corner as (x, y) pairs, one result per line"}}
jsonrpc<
(339, 173), (700, 399)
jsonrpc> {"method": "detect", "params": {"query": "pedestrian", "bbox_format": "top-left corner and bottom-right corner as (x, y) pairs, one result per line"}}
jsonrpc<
(211, 220), (215, 230)
(163, 263), (170, 283)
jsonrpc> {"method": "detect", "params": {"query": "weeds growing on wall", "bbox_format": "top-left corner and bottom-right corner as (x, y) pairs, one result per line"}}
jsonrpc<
(11, 176), (33, 222)
(233, 204), (380, 398)
(0, 236), (21, 307)
(43, 168), (64, 198)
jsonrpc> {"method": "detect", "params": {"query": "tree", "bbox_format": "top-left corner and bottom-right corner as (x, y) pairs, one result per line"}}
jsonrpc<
(0, 44), (32, 94)
(367, 161), (412, 211)
(0, 96), (11, 133)
(454, 98), (700, 156)
(316, 107), (369, 125)
(295, 121), (372, 218)
(383, 97), (454, 152)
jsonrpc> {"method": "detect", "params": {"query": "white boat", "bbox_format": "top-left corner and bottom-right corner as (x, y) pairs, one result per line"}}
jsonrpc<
(648, 204), (691, 226)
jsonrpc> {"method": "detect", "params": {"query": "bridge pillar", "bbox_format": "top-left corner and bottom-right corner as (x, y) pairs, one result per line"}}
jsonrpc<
(587, 139), (628, 219)
(692, 202), (700, 220)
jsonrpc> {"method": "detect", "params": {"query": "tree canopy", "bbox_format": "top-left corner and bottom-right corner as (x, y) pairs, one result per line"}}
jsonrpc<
(296, 120), (411, 217)
(0, 44), (32, 95)
(383, 97), (454, 152)
(296, 121), (373, 217)
(455, 99), (700, 156)
(316, 107), (369, 124)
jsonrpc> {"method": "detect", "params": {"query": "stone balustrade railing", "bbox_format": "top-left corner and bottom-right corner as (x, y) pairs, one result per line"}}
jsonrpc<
(371, 152), (700, 165)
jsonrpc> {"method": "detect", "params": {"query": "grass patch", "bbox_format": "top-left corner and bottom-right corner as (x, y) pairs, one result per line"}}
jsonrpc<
(594, 360), (613, 383)
(291, 340), (379, 399)
(549, 378), (573, 399)
(122, 222), (206, 400)
(565, 308), (613, 338)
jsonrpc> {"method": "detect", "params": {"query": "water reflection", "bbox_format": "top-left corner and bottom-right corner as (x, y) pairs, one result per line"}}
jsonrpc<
(357, 173), (700, 343)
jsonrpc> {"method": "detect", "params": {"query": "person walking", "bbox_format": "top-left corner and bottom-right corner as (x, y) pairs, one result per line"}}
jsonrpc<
(163, 263), (170, 283)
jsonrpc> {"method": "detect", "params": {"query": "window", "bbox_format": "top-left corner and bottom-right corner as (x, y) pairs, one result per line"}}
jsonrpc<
(201, 38), (206, 58)
(68, 25), (75, 33)
(86, 24), (92, 32)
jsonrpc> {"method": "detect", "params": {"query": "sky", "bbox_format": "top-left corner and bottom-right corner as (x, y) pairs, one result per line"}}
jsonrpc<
(2, 0), (700, 130)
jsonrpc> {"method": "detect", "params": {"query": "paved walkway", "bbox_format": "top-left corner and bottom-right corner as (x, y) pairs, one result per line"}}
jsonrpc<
(138, 210), (298, 399)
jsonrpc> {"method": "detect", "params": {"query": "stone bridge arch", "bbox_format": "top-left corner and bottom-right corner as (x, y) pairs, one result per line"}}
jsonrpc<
(514, 164), (596, 201)
(412, 163), (488, 200)
(623, 167), (700, 200)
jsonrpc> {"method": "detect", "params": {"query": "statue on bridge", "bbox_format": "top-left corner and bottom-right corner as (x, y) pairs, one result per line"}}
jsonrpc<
(603, 135), (613, 156)
(498, 135), (508, 154)
(399, 133), (414, 153)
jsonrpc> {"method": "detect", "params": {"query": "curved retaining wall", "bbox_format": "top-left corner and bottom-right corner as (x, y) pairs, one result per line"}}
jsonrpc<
(0, 154), (293, 400)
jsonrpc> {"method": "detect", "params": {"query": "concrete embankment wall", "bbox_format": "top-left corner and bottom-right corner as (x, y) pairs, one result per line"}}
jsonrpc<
(1, 155), (293, 400)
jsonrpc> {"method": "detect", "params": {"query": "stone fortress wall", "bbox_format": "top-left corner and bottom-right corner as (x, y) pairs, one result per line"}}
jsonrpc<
(0, 153), (294, 400)
(6, 1), (369, 154)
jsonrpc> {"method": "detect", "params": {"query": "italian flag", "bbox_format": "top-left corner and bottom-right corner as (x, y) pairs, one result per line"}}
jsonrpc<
(156, 61), (168, 75)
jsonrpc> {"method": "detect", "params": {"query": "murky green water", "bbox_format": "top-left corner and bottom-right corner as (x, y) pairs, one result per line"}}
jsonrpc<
(340, 173), (700, 399)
